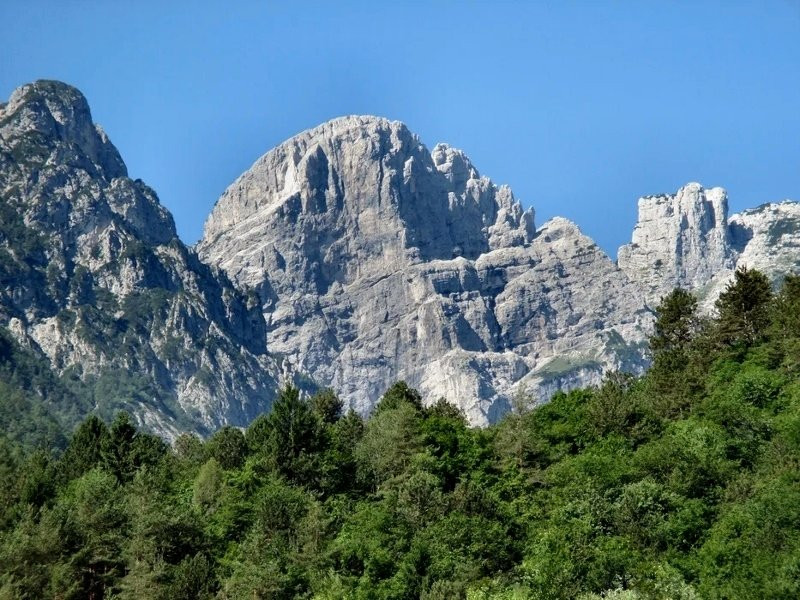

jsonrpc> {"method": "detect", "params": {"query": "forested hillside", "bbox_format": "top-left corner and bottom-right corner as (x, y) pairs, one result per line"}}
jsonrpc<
(0, 268), (798, 599)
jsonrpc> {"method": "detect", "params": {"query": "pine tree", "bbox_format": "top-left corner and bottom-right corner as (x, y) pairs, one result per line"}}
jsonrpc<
(267, 384), (320, 482)
(101, 412), (138, 483)
(646, 289), (703, 414)
(715, 267), (773, 347)
(59, 415), (109, 482)
(650, 288), (699, 355)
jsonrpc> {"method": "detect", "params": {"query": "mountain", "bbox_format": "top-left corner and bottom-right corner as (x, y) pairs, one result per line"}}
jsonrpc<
(2, 81), (798, 434)
(199, 120), (800, 424)
(197, 116), (652, 424)
(0, 81), (290, 438)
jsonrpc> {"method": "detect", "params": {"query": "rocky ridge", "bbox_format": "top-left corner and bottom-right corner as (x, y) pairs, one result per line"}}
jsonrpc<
(0, 81), (290, 438)
(198, 116), (653, 424)
(2, 80), (798, 433)
(619, 183), (800, 311)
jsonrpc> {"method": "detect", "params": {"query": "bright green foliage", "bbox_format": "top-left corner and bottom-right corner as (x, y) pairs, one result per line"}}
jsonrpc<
(356, 399), (423, 486)
(193, 458), (224, 511)
(0, 268), (798, 598)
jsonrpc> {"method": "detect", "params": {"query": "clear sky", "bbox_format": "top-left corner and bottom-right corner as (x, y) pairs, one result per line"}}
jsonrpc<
(1, 1), (798, 255)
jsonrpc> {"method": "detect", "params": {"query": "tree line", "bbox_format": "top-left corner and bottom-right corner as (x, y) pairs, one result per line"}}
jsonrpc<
(0, 267), (798, 599)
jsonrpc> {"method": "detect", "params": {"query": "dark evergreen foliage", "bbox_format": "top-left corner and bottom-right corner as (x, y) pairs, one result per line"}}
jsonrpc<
(715, 266), (773, 347)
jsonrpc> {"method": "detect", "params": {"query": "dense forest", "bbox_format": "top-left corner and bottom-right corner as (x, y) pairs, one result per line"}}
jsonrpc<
(0, 267), (798, 599)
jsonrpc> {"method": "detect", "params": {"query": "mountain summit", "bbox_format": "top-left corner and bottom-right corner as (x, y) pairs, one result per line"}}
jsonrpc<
(197, 115), (652, 422)
(0, 81), (288, 438)
(619, 182), (800, 310)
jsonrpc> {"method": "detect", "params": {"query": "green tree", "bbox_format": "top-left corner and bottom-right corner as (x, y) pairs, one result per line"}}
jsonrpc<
(425, 397), (467, 421)
(650, 288), (700, 356)
(206, 426), (247, 470)
(100, 412), (166, 483)
(715, 267), (773, 347)
(646, 289), (705, 415)
(193, 458), (224, 512)
(58, 415), (108, 482)
(0, 437), (20, 524)
(318, 409), (364, 495)
(770, 273), (800, 372)
(310, 388), (344, 424)
(101, 412), (139, 483)
(265, 384), (320, 482)
(60, 469), (127, 599)
(119, 471), (206, 599)
(356, 400), (422, 486)
(585, 372), (638, 439)
(0, 505), (76, 598)
(167, 553), (216, 600)
(174, 432), (206, 466)
(17, 449), (55, 508)
(245, 413), (272, 454)
(375, 380), (424, 413)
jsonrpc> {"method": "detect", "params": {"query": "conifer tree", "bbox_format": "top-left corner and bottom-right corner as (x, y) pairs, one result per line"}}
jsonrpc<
(310, 388), (344, 424)
(206, 426), (246, 470)
(101, 412), (138, 483)
(650, 288), (699, 356)
(59, 415), (109, 482)
(267, 384), (320, 481)
(715, 267), (773, 347)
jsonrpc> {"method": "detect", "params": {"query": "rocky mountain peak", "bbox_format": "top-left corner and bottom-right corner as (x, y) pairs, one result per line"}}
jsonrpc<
(0, 81), (287, 438)
(618, 182), (734, 305)
(198, 114), (535, 292)
(725, 200), (800, 294)
(0, 80), (175, 248)
(618, 182), (800, 310)
(0, 80), (127, 180)
(199, 116), (649, 422)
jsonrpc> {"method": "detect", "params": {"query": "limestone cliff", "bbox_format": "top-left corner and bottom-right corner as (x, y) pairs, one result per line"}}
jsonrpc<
(0, 81), (289, 438)
(198, 117), (652, 423)
(619, 183), (800, 310)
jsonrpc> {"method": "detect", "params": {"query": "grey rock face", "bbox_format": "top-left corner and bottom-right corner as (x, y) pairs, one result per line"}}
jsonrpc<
(693, 201), (800, 310)
(619, 182), (800, 310)
(730, 202), (800, 275)
(618, 183), (734, 306)
(5, 80), (798, 433)
(199, 116), (653, 423)
(0, 81), (287, 438)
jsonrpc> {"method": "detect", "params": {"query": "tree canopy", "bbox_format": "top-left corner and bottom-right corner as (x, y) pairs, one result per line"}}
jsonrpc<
(0, 268), (798, 599)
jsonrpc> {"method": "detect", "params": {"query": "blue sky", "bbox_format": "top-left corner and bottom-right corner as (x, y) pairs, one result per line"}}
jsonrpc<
(1, 1), (798, 255)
